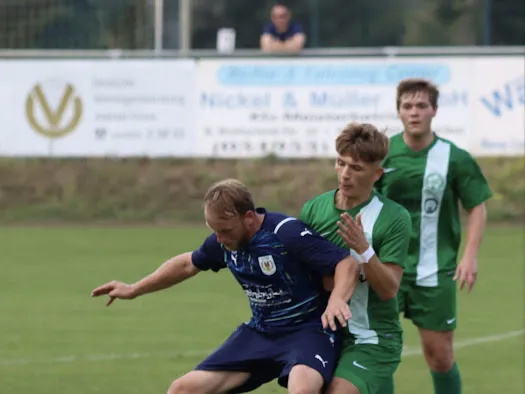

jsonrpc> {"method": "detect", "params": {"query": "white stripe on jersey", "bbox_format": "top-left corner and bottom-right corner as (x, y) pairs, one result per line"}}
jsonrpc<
(417, 140), (451, 287)
(348, 196), (383, 345)
(273, 217), (296, 234)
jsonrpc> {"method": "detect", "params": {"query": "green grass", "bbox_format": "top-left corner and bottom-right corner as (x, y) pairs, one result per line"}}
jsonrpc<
(1, 225), (523, 394)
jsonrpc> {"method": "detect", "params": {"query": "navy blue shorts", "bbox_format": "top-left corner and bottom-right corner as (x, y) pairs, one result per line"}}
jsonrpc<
(195, 324), (342, 393)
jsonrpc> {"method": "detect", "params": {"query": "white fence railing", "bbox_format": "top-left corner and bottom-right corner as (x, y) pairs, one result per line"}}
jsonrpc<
(1, 46), (524, 59)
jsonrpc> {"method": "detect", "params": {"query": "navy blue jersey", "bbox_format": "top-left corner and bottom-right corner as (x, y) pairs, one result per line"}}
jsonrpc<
(262, 21), (304, 42)
(191, 208), (349, 333)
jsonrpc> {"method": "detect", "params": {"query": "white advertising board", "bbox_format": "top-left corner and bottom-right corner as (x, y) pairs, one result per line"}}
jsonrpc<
(195, 58), (472, 158)
(0, 57), (522, 158)
(0, 60), (195, 157)
(470, 57), (524, 156)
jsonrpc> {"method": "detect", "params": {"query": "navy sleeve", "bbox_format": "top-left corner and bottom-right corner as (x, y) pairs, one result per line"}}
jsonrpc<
(262, 23), (274, 35)
(289, 21), (305, 35)
(275, 218), (349, 276)
(191, 233), (227, 273)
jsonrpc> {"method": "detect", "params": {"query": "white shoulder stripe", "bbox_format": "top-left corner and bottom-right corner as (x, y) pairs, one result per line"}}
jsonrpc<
(274, 217), (297, 234)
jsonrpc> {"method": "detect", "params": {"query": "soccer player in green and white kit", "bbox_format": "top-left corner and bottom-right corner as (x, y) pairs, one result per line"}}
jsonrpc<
(301, 122), (412, 394)
(374, 78), (493, 394)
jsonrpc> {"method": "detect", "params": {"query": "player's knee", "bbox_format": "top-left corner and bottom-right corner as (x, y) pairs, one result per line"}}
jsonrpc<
(287, 365), (324, 394)
(167, 375), (200, 394)
(422, 339), (454, 372)
(426, 352), (454, 373)
(420, 328), (455, 372)
(325, 377), (361, 394)
(288, 385), (320, 394)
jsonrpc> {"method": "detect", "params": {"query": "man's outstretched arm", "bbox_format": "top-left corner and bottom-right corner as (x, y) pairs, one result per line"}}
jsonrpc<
(133, 252), (200, 297)
(91, 252), (200, 306)
(92, 234), (226, 306)
(323, 256), (360, 330)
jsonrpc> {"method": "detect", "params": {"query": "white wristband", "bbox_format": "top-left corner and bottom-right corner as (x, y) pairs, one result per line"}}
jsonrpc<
(357, 245), (375, 264)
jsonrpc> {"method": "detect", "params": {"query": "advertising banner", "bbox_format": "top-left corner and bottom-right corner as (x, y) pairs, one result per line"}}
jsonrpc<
(0, 56), (522, 158)
(470, 57), (524, 156)
(195, 57), (472, 158)
(0, 60), (195, 157)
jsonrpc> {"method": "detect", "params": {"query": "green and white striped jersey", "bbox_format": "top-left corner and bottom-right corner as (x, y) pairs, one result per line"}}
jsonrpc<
(301, 190), (411, 346)
(375, 133), (493, 287)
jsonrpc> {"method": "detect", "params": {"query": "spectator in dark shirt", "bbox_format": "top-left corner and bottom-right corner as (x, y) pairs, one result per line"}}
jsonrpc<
(260, 4), (306, 53)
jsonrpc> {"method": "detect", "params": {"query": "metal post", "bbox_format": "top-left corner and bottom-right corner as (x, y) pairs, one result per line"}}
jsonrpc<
(154, 0), (164, 54)
(179, 0), (192, 52)
(482, 0), (492, 46)
(308, 0), (319, 48)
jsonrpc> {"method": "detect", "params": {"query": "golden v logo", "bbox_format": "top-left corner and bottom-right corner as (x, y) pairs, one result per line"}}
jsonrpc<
(26, 82), (83, 138)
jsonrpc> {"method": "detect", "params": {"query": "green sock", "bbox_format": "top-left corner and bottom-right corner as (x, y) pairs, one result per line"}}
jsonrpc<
(377, 376), (394, 394)
(431, 362), (462, 394)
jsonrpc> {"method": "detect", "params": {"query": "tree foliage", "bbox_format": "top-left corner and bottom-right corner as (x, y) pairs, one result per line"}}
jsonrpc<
(0, 0), (522, 49)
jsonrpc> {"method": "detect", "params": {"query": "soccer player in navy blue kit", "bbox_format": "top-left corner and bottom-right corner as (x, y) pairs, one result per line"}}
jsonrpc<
(92, 179), (361, 394)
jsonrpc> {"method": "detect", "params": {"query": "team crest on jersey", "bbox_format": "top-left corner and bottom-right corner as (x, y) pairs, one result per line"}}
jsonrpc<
(424, 198), (439, 214)
(424, 173), (446, 193)
(258, 255), (276, 275)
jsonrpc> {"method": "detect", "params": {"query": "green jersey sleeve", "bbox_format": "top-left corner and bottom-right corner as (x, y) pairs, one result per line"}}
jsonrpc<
(453, 150), (493, 210)
(300, 200), (313, 225)
(375, 207), (412, 268)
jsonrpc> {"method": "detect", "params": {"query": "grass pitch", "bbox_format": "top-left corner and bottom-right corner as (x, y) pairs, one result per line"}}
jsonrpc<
(1, 225), (523, 394)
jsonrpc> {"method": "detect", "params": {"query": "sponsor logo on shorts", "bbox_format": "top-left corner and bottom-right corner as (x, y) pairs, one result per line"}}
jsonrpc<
(315, 354), (328, 368)
(353, 360), (368, 370)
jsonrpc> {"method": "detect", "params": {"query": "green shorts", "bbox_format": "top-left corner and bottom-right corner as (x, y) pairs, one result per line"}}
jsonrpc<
(334, 336), (402, 394)
(398, 271), (457, 331)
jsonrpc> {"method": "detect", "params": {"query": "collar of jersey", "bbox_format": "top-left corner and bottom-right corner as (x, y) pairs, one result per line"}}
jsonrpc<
(238, 207), (268, 248)
(400, 131), (439, 155)
(332, 189), (376, 215)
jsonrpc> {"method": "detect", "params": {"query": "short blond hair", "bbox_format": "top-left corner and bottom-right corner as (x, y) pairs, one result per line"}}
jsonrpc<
(336, 122), (389, 163)
(396, 78), (439, 109)
(204, 179), (255, 219)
